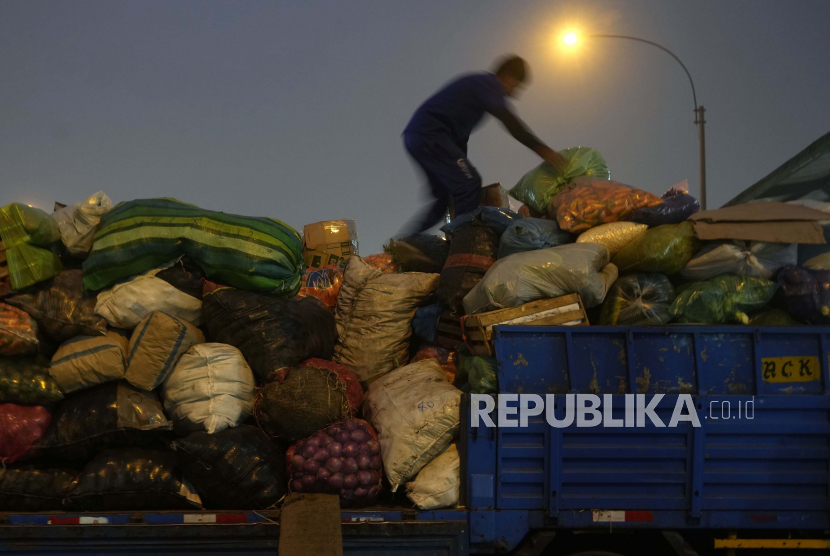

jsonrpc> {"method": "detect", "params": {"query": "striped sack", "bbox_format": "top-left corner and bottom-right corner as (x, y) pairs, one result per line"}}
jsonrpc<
(82, 198), (303, 296)
(50, 332), (130, 394)
(125, 311), (204, 391)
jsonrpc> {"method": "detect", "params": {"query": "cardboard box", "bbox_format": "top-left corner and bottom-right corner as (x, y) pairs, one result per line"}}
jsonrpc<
(303, 220), (358, 269)
(436, 294), (589, 355)
(690, 202), (828, 244)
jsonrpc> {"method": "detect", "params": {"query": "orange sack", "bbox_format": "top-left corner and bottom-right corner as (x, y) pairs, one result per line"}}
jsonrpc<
(549, 180), (662, 233)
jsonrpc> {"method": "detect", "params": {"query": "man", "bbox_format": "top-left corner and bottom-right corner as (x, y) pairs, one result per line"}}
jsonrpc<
(400, 55), (567, 236)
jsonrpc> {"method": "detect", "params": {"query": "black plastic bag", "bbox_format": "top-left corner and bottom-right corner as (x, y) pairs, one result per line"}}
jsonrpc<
(30, 382), (171, 463)
(599, 274), (675, 325)
(5, 270), (106, 343)
(778, 266), (830, 324)
(0, 467), (78, 511)
(0, 356), (63, 405)
(155, 256), (206, 299)
(65, 448), (202, 511)
(441, 206), (521, 238)
(437, 221), (498, 314)
(202, 281), (337, 383)
(386, 234), (450, 273)
(172, 425), (286, 510)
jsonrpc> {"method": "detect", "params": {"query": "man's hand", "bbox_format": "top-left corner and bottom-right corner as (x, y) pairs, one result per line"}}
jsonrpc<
(536, 146), (568, 172)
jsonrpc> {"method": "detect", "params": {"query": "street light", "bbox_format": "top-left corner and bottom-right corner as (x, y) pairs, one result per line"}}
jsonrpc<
(562, 32), (707, 210)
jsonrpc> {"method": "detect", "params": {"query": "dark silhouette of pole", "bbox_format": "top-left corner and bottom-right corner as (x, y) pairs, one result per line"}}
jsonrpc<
(588, 34), (706, 209)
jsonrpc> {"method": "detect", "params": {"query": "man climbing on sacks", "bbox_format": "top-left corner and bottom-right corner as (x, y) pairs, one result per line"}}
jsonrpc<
(399, 55), (567, 236)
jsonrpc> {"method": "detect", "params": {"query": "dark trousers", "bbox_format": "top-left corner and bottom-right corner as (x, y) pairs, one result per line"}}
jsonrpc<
(400, 132), (482, 236)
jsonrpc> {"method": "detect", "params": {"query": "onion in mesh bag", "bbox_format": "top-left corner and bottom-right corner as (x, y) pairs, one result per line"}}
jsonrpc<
(285, 418), (382, 507)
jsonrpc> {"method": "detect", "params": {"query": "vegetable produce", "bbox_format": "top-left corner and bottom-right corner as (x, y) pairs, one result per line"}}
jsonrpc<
(550, 180), (662, 233)
(0, 356), (63, 405)
(777, 267), (830, 324)
(285, 418), (382, 507)
(576, 222), (648, 257)
(0, 403), (51, 463)
(255, 359), (362, 442)
(0, 302), (39, 356)
(627, 184), (700, 226)
(669, 275), (779, 324)
(510, 147), (610, 214)
(599, 274), (675, 325)
(612, 222), (700, 275)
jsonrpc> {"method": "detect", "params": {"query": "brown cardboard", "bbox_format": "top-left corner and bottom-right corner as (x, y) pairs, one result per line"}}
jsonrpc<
(690, 202), (828, 244)
(303, 220), (356, 269)
(278, 493), (343, 556)
(690, 201), (830, 223)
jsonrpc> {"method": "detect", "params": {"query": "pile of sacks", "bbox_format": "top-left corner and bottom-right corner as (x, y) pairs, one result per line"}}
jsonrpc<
(501, 148), (830, 328)
(0, 193), (461, 514)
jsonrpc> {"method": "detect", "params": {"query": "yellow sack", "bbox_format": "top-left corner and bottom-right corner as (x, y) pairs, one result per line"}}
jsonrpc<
(577, 222), (648, 257)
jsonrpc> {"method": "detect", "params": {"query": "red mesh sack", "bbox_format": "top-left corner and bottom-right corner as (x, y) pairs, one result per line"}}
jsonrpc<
(362, 254), (399, 274)
(299, 359), (363, 413)
(0, 303), (39, 356)
(0, 403), (51, 463)
(285, 418), (381, 507)
(550, 180), (663, 233)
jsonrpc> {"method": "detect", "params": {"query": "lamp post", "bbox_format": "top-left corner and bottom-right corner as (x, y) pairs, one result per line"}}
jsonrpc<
(565, 33), (706, 209)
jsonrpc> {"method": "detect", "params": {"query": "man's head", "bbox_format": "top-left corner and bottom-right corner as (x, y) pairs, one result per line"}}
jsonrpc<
(493, 55), (528, 97)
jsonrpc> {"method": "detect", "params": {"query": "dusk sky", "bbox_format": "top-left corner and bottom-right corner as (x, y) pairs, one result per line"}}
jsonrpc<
(2, 1), (829, 254)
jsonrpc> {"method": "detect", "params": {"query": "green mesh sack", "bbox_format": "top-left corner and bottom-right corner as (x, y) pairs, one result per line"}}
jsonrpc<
(612, 221), (700, 275)
(0, 204), (63, 290)
(669, 275), (779, 324)
(509, 147), (610, 214)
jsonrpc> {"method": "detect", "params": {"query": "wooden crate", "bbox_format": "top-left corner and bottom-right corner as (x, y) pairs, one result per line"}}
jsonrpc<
(436, 294), (589, 356)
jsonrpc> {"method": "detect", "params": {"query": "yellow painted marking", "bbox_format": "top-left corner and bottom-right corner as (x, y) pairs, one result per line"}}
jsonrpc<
(762, 356), (819, 383)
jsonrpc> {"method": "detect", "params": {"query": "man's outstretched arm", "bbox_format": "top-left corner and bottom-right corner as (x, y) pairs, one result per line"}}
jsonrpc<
(491, 107), (567, 170)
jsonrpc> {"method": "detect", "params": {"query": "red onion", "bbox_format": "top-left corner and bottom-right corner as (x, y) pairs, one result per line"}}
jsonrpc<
(342, 457), (358, 475)
(335, 430), (351, 444)
(357, 470), (374, 487)
(302, 443), (317, 459)
(343, 473), (358, 490)
(343, 442), (360, 458)
(325, 457), (343, 473)
(286, 418), (383, 508)
(303, 459), (320, 474)
(328, 473), (344, 489)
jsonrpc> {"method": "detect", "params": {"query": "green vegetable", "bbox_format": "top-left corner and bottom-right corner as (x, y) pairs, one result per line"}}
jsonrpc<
(510, 147), (610, 214)
(669, 275), (779, 324)
(457, 345), (498, 394)
(0, 356), (64, 404)
(612, 222), (700, 275)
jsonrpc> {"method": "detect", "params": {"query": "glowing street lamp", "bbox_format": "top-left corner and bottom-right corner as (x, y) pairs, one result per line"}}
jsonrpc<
(561, 32), (707, 209)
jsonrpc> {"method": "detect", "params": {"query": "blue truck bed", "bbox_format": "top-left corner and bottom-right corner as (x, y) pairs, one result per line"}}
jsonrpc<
(2, 325), (829, 554)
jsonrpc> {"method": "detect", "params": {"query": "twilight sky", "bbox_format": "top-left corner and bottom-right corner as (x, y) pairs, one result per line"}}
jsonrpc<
(2, 1), (829, 254)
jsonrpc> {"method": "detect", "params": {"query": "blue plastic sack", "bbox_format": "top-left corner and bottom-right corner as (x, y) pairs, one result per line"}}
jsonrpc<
(412, 303), (443, 343)
(498, 218), (572, 259)
(627, 190), (700, 227)
(441, 207), (522, 238)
